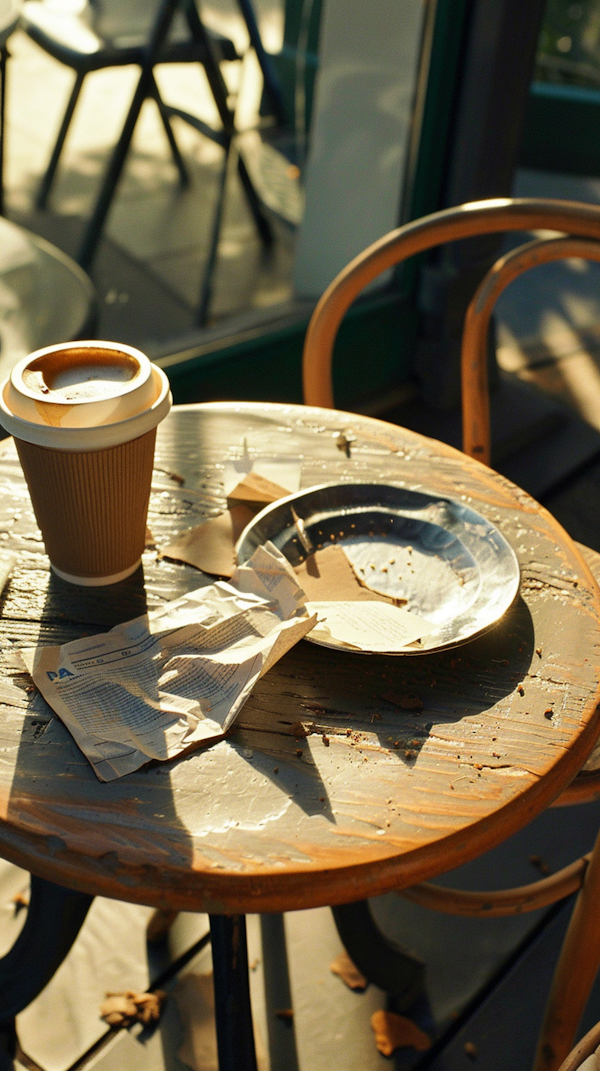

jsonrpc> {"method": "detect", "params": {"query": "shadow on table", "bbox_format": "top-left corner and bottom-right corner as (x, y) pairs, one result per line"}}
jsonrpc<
(233, 595), (535, 819)
(38, 562), (151, 629)
(5, 568), (196, 908)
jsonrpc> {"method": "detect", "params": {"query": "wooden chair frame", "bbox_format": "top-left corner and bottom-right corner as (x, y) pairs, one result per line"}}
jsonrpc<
(301, 196), (600, 1071)
(558, 1018), (600, 1071)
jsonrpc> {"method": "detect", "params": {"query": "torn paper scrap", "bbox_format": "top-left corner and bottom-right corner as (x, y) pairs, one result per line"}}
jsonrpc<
(161, 471), (291, 578)
(339, 538), (417, 603)
(251, 460), (300, 493)
(160, 505), (255, 577)
(226, 470), (290, 510)
(306, 600), (433, 652)
(23, 543), (316, 782)
(295, 545), (401, 604)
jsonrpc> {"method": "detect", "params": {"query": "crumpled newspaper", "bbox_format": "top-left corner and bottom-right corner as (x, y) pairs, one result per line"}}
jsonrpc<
(23, 543), (316, 782)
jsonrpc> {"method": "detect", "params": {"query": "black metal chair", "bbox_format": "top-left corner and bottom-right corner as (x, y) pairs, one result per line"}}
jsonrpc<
(22, 0), (239, 213)
(21, 0), (278, 324)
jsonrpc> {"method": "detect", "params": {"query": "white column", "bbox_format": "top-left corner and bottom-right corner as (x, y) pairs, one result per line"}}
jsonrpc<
(294, 0), (426, 300)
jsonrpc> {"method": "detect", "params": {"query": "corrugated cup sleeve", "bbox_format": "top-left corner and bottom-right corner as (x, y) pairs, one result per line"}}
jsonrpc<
(15, 429), (156, 579)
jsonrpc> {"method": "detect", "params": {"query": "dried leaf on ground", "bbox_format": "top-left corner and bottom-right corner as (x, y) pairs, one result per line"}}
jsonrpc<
(100, 989), (166, 1028)
(370, 1010), (431, 1057)
(330, 951), (368, 991)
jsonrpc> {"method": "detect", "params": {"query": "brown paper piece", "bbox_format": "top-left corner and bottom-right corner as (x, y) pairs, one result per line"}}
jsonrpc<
(161, 471), (290, 578)
(226, 470), (290, 509)
(370, 1010), (431, 1056)
(295, 546), (431, 651)
(294, 544), (395, 603)
(342, 546), (409, 604)
(330, 951), (367, 991)
(160, 505), (255, 578)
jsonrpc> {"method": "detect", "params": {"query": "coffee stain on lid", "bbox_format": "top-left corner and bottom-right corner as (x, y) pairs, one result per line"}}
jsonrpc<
(34, 400), (75, 426)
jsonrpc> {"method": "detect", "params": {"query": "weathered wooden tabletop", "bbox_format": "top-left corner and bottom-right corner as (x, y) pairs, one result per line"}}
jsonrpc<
(0, 402), (599, 915)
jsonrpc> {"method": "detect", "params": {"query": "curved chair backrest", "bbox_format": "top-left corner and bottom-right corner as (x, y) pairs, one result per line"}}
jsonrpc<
(302, 197), (600, 466)
(557, 1019), (600, 1071)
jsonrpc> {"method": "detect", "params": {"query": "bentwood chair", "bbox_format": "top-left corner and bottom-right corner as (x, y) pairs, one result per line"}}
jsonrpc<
(302, 196), (600, 1071)
(558, 1019), (600, 1071)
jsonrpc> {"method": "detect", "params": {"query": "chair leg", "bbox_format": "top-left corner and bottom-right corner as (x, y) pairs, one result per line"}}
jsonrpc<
(533, 822), (600, 1071)
(331, 901), (425, 1007)
(0, 874), (93, 1023)
(149, 73), (189, 187)
(235, 0), (287, 126)
(183, 0), (273, 246)
(237, 152), (273, 246)
(78, 0), (181, 269)
(77, 66), (150, 269)
(196, 139), (230, 325)
(36, 69), (85, 211)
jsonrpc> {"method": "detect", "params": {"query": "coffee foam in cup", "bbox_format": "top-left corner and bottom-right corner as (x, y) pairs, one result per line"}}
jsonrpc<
(0, 341), (171, 450)
(22, 349), (140, 400)
(5, 342), (157, 430)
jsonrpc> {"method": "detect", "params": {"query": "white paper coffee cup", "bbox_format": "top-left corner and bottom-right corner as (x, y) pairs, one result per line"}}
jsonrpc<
(0, 341), (172, 585)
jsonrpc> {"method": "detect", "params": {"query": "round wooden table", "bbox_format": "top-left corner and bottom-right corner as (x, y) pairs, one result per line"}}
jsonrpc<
(0, 401), (599, 917)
